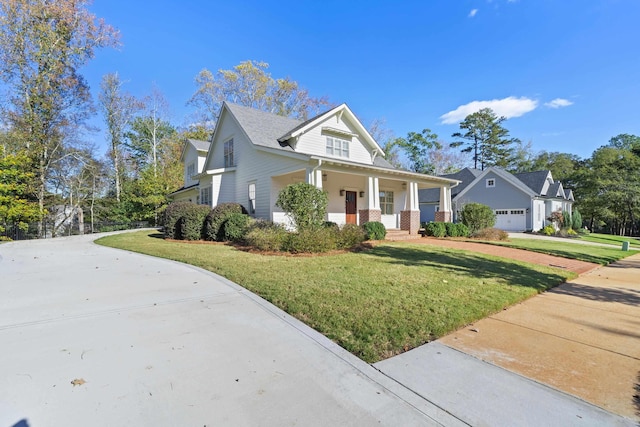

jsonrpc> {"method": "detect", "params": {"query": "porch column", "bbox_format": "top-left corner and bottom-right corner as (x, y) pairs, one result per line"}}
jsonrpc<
(435, 186), (452, 223)
(359, 176), (381, 224)
(400, 181), (420, 234)
(306, 167), (323, 190)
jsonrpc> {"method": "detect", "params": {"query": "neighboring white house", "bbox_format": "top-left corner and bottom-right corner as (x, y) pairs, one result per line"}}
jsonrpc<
(419, 167), (575, 232)
(170, 102), (460, 234)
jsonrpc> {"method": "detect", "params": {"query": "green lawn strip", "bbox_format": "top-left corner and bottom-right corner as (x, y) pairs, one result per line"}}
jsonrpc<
(96, 231), (575, 363)
(579, 233), (640, 249)
(481, 238), (638, 265)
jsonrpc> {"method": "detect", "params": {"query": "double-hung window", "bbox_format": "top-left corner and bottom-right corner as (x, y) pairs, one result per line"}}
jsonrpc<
(379, 191), (394, 215)
(186, 163), (196, 179)
(224, 139), (234, 167)
(325, 136), (349, 158)
(248, 182), (256, 214)
(200, 187), (211, 206)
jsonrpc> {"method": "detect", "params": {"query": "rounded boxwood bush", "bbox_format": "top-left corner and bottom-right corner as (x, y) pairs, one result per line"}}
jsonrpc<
(244, 221), (289, 251)
(177, 204), (211, 240)
(454, 223), (470, 237)
(204, 203), (248, 241)
(460, 203), (496, 234)
(425, 221), (446, 237)
(362, 221), (386, 240)
(445, 222), (459, 237)
(220, 213), (252, 242)
(283, 228), (337, 253)
(336, 223), (366, 249)
(163, 201), (197, 239)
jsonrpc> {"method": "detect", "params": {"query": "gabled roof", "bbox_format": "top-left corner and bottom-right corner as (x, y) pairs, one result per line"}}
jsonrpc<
(513, 170), (551, 195)
(454, 167), (538, 202)
(564, 189), (575, 201)
(180, 139), (211, 162)
(419, 167), (481, 203)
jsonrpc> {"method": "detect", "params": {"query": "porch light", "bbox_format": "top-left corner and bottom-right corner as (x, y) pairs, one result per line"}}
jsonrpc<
(340, 189), (345, 196)
(359, 191), (364, 198)
(322, 173), (327, 181)
(401, 183), (407, 189)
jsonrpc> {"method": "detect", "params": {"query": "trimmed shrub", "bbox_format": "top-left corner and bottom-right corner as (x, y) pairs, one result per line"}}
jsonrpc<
(362, 221), (386, 240)
(454, 223), (470, 238)
(243, 221), (289, 251)
(177, 204), (210, 240)
(220, 213), (252, 242)
(425, 221), (446, 238)
(541, 224), (555, 236)
(471, 227), (509, 241)
(460, 203), (496, 234)
(276, 183), (328, 231)
(283, 228), (337, 253)
(336, 223), (366, 249)
(163, 201), (197, 239)
(445, 222), (459, 237)
(204, 203), (248, 241)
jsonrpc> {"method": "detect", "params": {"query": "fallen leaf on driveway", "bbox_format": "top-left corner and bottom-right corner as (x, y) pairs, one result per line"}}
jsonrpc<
(71, 378), (86, 386)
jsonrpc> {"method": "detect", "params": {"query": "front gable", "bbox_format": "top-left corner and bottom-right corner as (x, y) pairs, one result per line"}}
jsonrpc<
(454, 167), (536, 207)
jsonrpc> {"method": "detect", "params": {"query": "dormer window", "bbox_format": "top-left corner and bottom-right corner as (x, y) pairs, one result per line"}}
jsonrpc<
(486, 178), (495, 188)
(326, 136), (349, 158)
(187, 163), (195, 179)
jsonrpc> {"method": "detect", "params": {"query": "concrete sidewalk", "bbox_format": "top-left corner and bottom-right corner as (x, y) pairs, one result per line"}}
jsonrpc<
(1, 233), (635, 426)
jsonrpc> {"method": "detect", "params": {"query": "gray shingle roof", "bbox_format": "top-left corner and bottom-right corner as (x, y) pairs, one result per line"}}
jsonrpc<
(225, 102), (303, 152)
(419, 168), (481, 203)
(513, 171), (550, 194)
(188, 139), (211, 152)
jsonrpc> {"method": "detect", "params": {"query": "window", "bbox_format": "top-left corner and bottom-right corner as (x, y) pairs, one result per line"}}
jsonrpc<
(379, 191), (394, 215)
(200, 187), (211, 206)
(325, 136), (349, 158)
(224, 139), (234, 167)
(511, 209), (525, 215)
(495, 210), (509, 215)
(248, 182), (256, 214)
(186, 163), (195, 179)
(486, 178), (495, 188)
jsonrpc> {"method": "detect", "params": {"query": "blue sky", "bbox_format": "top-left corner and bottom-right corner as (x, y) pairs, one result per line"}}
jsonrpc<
(83, 0), (640, 160)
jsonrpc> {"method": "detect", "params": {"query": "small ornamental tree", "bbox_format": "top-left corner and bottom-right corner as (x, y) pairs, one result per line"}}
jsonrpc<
(547, 210), (564, 229)
(571, 208), (583, 230)
(275, 183), (328, 231)
(460, 203), (496, 234)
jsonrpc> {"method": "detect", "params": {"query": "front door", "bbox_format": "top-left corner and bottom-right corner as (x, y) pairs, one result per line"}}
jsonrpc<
(345, 191), (357, 224)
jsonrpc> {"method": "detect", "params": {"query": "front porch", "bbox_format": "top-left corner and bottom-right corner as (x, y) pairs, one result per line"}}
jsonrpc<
(270, 161), (457, 235)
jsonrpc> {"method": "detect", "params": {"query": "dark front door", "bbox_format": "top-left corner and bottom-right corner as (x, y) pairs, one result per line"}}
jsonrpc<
(345, 191), (357, 224)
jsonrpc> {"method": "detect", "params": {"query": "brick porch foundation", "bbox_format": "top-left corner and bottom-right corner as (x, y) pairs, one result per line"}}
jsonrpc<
(400, 210), (420, 235)
(359, 209), (381, 224)
(435, 211), (452, 223)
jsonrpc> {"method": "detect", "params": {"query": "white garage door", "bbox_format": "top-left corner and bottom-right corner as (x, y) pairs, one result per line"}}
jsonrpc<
(494, 209), (526, 231)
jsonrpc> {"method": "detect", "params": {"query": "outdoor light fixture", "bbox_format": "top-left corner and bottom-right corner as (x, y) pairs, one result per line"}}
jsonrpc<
(340, 189), (345, 196)
(359, 191), (365, 198)
(322, 173), (327, 182)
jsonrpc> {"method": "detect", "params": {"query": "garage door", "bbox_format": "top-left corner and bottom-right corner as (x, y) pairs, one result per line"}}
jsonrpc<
(494, 209), (526, 231)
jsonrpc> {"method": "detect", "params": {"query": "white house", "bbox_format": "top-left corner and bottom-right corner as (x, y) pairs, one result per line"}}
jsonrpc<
(170, 102), (459, 234)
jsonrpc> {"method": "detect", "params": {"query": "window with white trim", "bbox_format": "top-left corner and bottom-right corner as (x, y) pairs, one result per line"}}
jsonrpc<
(200, 187), (211, 206)
(380, 191), (394, 215)
(224, 139), (234, 167)
(486, 178), (495, 188)
(325, 136), (349, 158)
(495, 210), (508, 215)
(510, 209), (525, 215)
(248, 182), (256, 214)
(186, 163), (196, 179)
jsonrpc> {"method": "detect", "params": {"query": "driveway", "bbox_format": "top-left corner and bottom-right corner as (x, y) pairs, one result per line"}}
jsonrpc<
(1, 233), (635, 426)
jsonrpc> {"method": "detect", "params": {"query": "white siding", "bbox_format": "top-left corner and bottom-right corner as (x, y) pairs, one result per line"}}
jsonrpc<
(183, 146), (200, 187)
(295, 114), (373, 164)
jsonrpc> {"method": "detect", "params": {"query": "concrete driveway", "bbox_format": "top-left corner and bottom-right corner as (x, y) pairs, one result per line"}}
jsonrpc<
(1, 232), (635, 426)
(0, 233), (458, 427)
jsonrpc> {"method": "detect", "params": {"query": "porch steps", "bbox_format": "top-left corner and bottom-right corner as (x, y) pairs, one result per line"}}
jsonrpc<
(385, 229), (423, 241)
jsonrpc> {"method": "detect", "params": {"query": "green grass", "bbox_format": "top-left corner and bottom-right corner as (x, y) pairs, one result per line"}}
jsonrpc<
(96, 231), (576, 363)
(484, 238), (638, 265)
(579, 232), (640, 249)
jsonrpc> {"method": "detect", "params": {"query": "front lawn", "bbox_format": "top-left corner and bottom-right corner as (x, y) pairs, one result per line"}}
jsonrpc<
(579, 232), (640, 249)
(96, 231), (575, 363)
(485, 238), (638, 265)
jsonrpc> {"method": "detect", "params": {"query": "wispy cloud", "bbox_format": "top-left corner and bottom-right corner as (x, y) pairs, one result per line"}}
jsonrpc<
(544, 98), (573, 109)
(468, 9), (478, 17)
(440, 96), (538, 124)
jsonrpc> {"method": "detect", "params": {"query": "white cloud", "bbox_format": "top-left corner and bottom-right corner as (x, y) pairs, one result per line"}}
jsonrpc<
(544, 98), (573, 109)
(468, 9), (478, 17)
(440, 96), (538, 124)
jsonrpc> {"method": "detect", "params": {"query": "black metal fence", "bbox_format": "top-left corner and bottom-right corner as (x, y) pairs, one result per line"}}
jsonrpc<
(1, 221), (150, 241)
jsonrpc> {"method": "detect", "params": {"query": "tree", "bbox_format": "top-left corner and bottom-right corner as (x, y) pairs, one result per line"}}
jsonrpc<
(0, 147), (40, 235)
(99, 72), (142, 202)
(189, 60), (331, 128)
(608, 133), (640, 151)
(528, 151), (582, 184)
(391, 129), (442, 174)
(276, 183), (328, 231)
(368, 118), (401, 168)
(425, 144), (469, 175)
(450, 108), (519, 170)
(0, 0), (118, 236)
(460, 202), (496, 234)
